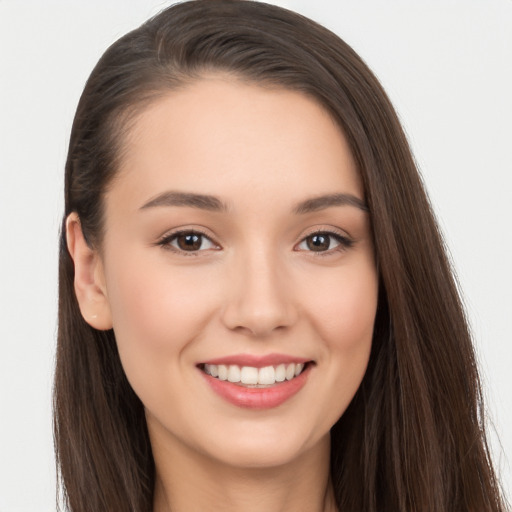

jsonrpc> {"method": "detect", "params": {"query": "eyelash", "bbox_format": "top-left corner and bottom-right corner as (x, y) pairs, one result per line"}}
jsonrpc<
(297, 229), (354, 256)
(156, 229), (218, 256)
(156, 229), (354, 256)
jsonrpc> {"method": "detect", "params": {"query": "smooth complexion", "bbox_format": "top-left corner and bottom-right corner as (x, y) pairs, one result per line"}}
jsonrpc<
(67, 76), (378, 512)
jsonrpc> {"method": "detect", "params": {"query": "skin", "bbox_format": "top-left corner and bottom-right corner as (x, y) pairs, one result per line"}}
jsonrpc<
(67, 76), (379, 512)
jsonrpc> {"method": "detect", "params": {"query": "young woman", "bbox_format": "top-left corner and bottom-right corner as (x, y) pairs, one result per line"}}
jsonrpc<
(54, 1), (508, 511)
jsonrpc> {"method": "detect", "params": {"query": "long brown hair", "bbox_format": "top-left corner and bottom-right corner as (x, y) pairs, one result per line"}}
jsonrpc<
(54, 1), (508, 511)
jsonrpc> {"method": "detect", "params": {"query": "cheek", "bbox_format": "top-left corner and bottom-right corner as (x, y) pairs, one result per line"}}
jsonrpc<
(103, 253), (219, 373)
(304, 257), (377, 401)
(306, 261), (378, 350)
(284, 258), (378, 436)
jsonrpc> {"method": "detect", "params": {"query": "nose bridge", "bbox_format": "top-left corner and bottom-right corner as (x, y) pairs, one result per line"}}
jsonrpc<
(221, 243), (296, 336)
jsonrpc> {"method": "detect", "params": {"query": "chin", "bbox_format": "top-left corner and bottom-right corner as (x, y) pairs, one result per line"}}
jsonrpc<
(199, 423), (330, 470)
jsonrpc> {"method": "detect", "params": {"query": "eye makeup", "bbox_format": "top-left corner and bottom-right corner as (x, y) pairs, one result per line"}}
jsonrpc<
(156, 228), (220, 256)
(294, 229), (354, 255)
(155, 226), (355, 257)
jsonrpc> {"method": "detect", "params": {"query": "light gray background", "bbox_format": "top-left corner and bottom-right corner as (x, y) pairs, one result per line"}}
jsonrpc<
(1, 1), (510, 510)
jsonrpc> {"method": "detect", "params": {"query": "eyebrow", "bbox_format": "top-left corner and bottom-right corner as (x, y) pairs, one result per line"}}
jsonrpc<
(139, 190), (368, 214)
(140, 191), (228, 212)
(293, 193), (368, 214)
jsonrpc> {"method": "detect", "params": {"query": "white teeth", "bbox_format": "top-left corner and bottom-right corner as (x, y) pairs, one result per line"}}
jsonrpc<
(227, 365), (241, 383)
(285, 363), (295, 381)
(275, 364), (286, 382)
(218, 364), (228, 381)
(240, 366), (259, 385)
(203, 362), (306, 385)
(258, 365), (275, 385)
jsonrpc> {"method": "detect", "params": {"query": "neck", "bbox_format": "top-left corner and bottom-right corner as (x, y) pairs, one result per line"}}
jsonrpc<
(151, 426), (337, 512)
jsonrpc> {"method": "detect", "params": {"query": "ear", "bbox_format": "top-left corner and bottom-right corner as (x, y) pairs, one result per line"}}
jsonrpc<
(65, 213), (113, 330)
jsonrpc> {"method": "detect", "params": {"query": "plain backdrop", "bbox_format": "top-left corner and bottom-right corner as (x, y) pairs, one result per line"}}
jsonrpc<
(0, 1), (510, 510)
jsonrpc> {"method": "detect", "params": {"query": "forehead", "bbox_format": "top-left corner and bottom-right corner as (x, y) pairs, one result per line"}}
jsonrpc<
(111, 76), (363, 212)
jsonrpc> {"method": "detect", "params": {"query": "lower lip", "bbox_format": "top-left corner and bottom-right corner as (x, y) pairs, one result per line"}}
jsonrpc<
(200, 365), (311, 409)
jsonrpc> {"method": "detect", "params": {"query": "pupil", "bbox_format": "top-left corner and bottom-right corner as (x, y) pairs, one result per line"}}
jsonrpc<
(178, 233), (201, 251)
(307, 234), (329, 251)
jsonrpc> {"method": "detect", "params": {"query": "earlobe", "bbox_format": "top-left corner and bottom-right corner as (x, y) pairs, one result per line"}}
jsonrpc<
(65, 213), (113, 330)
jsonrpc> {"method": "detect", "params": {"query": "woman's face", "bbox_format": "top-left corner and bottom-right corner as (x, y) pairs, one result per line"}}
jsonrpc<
(87, 77), (378, 468)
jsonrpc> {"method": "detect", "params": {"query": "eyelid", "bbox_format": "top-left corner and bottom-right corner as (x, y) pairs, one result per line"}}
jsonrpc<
(156, 227), (221, 255)
(154, 225), (354, 256)
(294, 227), (354, 254)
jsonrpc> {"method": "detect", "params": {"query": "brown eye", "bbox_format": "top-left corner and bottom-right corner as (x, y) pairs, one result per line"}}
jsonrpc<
(306, 234), (331, 251)
(296, 231), (352, 253)
(161, 231), (217, 253)
(176, 233), (202, 251)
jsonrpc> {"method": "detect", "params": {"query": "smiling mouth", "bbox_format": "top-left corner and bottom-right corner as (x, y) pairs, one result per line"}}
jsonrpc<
(199, 362), (310, 387)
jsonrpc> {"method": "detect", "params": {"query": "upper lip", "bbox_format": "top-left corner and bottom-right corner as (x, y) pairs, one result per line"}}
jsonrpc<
(199, 353), (312, 368)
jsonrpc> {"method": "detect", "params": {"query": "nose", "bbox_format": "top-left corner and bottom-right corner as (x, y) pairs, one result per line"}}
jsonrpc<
(220, 248), (298, 337)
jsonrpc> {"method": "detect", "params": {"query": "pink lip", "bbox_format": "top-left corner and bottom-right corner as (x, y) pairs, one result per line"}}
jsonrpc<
(199, 353), (311, 368)
(198, 363), (312, 410)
